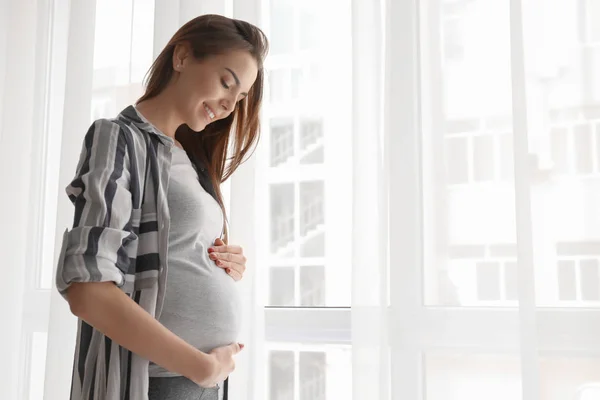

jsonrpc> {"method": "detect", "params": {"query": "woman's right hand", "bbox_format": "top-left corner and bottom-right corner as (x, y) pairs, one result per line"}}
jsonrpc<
(195, 342), (244, 387)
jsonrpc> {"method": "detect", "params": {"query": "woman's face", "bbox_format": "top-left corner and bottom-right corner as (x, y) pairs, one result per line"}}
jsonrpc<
(172, 47), (259, 132)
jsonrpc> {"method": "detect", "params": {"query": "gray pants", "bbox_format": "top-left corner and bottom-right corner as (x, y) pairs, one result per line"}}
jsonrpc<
(148, 376), (220, 400)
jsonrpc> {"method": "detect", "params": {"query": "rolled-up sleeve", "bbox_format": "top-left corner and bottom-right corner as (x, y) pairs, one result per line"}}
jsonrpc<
(56, 119), (137, 298)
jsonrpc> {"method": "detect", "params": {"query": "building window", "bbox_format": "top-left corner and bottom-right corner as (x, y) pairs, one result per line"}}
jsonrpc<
(269, 351), (295, 400)
(444, 117), (513, 185)
(448, 243), (518, 304)
(557, 242), (600, 303)
(269, 350), (327, 400)
(550, 110), (600, 176)
(271, 119), (295, 167)
(270, 184), (295, 255)
(299, 352), (327, 400)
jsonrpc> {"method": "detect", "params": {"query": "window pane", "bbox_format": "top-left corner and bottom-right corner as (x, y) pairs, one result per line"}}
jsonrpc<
(300, 352), (327, 400)
(558, 261), (577, 301)
(551, 127), (570, 174)
(522, 0), (600, 306)
(498, 133), (514, 181)
(269, 0), (294, 55)
(262, 0), (351, 307)
(28, 332), (48, 400)
(573, 124), (593, 174)
(422, 0), (516, 307)
(476, 262), (501, 301)
(267, 345), (352, 400)
(472, 135), (495, 181)
(580, 259), (600, 301)
(445, 137), (469, 184)
(270, 184), (295, 256)
(298, 6), (321, 51)
(271, 119), (295, 167)
(269, 351), (295, 400)
(270, 267), (295, 306)
(300, 266), (326, 306)
(269, 69), (289, 105)
(91, 0), (155, 119)
(425, 353), (522, 400)
(504, 261), (518, 301)
(588, 0), (600, 43)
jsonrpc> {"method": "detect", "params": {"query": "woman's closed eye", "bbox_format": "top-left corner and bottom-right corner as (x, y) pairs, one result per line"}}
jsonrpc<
(221, 78), (231, 90)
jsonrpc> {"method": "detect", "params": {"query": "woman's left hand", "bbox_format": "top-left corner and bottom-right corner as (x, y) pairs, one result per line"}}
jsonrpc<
(208, 238), (247, 281)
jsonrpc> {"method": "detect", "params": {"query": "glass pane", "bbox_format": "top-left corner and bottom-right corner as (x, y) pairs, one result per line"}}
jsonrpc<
(300, 266), (326, 306)
(263, 0), (351, 307)
(476, 262), (501, 301)
(573, 124), (593, 174)
(269, 0), (294, 55)
(550, 127), (570, 174)
(445, 137), (469, 184)
(270, 184), (295, 256)
(271, 119), (295, 167)
(300, 352), (327, 400)
(269, 69), (290, 105)
(299, 181), (324, 236)
(540, 357), (600, 400)
(520, 0), (600, 308)
(298, 5), (321, 51)
(504, 261), (518, 301)
(422, 0), (515, 306)
(580, 259), (600, 301)
(28, 332), (48, 400)
(270, 267), (295, 306)
(498, 133), (514, 180)
(425, 353), (522, 400)
(91, 0), (155, 119)
(267, 345), (352, 400)
(269, 351), (295, 400)
(558, 260), (577, 301)
(472, 135), (495, 181)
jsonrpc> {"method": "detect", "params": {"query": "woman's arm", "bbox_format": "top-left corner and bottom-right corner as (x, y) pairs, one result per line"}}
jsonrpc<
(67, 282), (235, 387)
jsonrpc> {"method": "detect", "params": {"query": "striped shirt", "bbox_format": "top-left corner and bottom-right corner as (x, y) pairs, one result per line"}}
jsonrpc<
(55, 105), (204, 400)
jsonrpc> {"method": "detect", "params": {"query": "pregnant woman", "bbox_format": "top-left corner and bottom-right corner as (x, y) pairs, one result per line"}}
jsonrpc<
(55, 15), (268, 400)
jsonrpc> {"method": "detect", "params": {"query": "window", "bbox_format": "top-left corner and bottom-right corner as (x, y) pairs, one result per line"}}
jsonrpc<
(556, 242), (600, 304)
(446, 244), (517, 305)
(443, 117), (513, 185)
(267, 345), (351, 400)
(261, 0), (352, 398)
(91, 0), (154, 120)
(550, 115), (600, 176)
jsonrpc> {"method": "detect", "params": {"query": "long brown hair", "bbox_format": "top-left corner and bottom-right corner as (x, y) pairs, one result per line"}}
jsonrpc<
(137, 15), (268, 239)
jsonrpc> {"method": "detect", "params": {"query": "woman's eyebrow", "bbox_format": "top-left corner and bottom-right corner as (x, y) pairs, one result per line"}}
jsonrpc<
(225, 67), (240, 86)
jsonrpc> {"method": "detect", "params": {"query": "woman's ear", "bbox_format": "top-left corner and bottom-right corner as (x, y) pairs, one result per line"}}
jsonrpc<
(172, 43), (189, 71)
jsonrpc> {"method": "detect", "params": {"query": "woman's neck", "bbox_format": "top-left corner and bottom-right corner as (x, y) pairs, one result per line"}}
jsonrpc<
(135, 90), (184, 140)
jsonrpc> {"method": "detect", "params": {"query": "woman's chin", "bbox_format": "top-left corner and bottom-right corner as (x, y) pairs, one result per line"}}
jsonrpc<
(187, 120), (207, 133)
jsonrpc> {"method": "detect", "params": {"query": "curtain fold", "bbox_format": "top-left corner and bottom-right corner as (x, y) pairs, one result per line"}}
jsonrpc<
(350, 0), (390, 398)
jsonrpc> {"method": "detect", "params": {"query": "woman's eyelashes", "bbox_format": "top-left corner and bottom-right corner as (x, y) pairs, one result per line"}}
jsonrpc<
(221, 78), (230, 90)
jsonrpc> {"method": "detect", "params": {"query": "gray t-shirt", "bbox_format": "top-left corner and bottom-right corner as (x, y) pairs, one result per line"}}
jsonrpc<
(149, 145), (241, 378)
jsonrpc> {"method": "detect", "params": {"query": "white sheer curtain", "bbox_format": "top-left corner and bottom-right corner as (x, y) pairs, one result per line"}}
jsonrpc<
(3, 0), (600, 399)
(355, 0), (600, 399)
